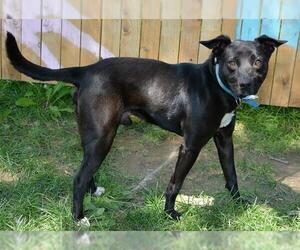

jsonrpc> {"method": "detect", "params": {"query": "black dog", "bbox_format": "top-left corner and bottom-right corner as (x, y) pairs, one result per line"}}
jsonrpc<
(6, 32), (286, 225)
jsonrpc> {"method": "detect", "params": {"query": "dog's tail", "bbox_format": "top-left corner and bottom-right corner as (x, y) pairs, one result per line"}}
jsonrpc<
(6, 32), (84, 87)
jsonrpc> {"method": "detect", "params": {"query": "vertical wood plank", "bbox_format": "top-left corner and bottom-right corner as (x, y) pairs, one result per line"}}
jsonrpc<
(258, 20), (281, 104)
(120, 19), (141, 57)
(288, 33), (300, 107)
(61, 19), (82, 67)
(21, 0), (42, 79)
(239, 0), (261, 41)
(80, 0), (102, 65)
(198, 20), (222, 63)
(257, 0), (281, 104)
(21, 19), (42, 81)
(41, 0), (62, 85)
(181, 0), (202, 20)
(222, 0), (239, 38)
(271, 20), (299, 107)
(159, 20), (181, 63)
(178, 20), (201, 63)
(120, 0), (141, 57)
(61, 0), (81, 68)
(140, 20), (161, 59)
(101, 20), (121, 58)
(41, 19), (62, 69)
(198, 0), (222, 63)
(101, 0), (122, 58)
(139, 0), (161, 59)
(80, 19), (102, 65)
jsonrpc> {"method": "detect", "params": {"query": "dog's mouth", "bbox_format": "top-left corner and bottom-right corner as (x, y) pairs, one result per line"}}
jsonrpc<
(230, 83), (258, 98)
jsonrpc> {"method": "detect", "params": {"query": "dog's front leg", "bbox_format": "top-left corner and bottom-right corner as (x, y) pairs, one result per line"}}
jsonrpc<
(165, 144), (201, 220)
(213, 119), (241, 200)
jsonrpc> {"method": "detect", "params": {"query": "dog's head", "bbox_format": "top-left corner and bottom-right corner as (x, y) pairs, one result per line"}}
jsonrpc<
(200, 35), (287, 98)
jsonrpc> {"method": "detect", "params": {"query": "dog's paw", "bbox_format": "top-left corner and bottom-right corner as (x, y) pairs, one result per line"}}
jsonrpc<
(93, 186), (105, 197)
(165, 210), (182, 221)
(77, 217), (90, 228)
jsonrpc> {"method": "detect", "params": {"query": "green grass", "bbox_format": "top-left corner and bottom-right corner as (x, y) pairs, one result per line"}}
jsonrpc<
(0, 80), (300, 231)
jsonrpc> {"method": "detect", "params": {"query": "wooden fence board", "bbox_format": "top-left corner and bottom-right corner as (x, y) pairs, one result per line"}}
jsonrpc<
(198, 19), (222, 63)
(101, 20), (121, 58)
(289, 33), (300, 107)
(179, 20), (201, 63)
(21, 19), (41, 81)
(258, 19), (281, 105)
(60, 0), (81, 68)
(120, 0), (141, 57)
(140, 0), (161, 59)
(159, 20), (181, 63)
(120, 19), (141, 57)
(80, 19), (102, 65)
(60, 19), (81, 67)
(80, 0), (102, 65)
(41, 19), (62, 69)
(140, 20), (161, 59)
(271, 20), (299, 107)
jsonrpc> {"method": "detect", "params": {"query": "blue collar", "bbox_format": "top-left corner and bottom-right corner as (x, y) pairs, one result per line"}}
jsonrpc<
(214, 60), (259, 108)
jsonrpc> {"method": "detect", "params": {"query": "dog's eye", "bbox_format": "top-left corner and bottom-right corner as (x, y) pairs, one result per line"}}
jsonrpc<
(227, 61), (237, 70)
(254, 59), (263, 68)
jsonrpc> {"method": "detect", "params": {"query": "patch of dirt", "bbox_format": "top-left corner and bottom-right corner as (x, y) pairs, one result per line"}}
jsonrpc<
(110, 133), (300, 197)
(271, 153), (300, 193)
(112, 135), (180, 180)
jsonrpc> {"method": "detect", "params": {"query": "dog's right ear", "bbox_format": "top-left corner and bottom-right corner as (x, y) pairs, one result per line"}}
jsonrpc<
(200, 35), (231, 56)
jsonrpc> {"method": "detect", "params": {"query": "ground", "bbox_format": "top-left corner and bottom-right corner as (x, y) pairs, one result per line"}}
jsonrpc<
(0, 81), (299, 231)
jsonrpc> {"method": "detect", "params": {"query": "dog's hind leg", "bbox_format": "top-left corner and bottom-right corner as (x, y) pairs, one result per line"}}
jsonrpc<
(73, 95), (121, 222)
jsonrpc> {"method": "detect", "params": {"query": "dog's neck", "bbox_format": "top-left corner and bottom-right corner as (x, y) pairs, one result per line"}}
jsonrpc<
(206, 55), (239, 110)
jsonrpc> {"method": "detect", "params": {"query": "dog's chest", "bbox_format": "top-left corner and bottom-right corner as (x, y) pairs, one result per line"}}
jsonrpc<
(219, 111), (235, 128)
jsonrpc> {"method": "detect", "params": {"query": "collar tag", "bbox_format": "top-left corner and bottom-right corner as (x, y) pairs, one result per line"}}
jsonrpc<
(241, 95), (260, 108)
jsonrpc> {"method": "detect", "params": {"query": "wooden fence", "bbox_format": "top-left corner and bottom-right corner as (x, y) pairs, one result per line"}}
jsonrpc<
(0, 0), (299, 107)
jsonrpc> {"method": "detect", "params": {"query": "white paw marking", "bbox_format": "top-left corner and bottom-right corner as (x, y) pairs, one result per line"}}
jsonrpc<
(220, 111), (235, 128)
(77, 217), (90, 228)
(93, 186), (105, 197)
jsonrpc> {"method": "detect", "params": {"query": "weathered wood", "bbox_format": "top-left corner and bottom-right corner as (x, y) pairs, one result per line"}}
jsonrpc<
(271, 20), (298, 107)
(80, 0), (102, 65)
(80, 19), (102, 65)
(140, 20), (161, 59)
(289, 34), (300, 107)
(159, 20), (181, 63)
(21, 19), (42, 81)
(60, 19), (81, 67)
(101, 20), (121, 58)
(198, 19), (222, 63)
(179, 20), (201, 63)
(120, 19), (141, 57)
(140, 0), (161, 59)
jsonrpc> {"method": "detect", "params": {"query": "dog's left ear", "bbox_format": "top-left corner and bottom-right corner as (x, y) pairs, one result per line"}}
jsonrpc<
(255, 35), (287, 54)
(200, 35), (231, 56)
